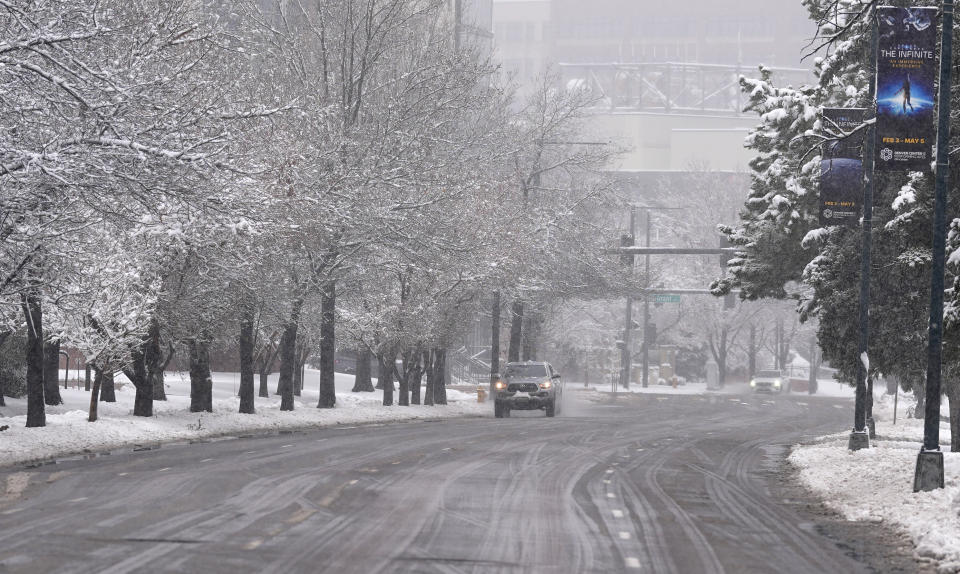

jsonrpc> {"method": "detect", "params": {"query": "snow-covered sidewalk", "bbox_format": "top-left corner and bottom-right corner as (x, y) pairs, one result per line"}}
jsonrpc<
(791, 393), (960, 572)
(0, 369), (487, 469)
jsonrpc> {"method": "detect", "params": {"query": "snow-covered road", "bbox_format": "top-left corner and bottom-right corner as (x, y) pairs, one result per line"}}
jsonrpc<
(0, 387), (921, 573)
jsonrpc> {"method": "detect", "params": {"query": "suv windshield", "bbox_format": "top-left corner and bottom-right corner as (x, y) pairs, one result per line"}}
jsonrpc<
(505, 364), (548, 378)
(757, 371), (782, 378)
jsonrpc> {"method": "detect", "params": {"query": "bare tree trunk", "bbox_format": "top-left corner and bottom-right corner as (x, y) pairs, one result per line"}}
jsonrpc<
(144, 319), (163, 401)
(318, 281), (336, 408)
(508, 300), (523, 362)
(22, 290), (45, 427)
(88, 367), (103, 422)
(433, 347), (447, 405)
(379, 353), (395, 406)
(423, 350), (434, 406)
(42, 339), (63, 405)
(748, 324), (757, 381)
(278, 299), (303, 411)
(293, 351), (303, 397)
(239, 305), (256, 414)
(352, 346), (374, 392)
(914, 379), (926, 418)
(808, 337), (819, 394)
(522, 312), (538, 362)
(490, 291), (500, 396)
(99, 369), (116, 402)
(0, 331), (8, 406)
(409, 352), (423, 405)
(257, 343), (278, 399)
(398, 351), (414, 407)
(188, 338), (213, 413)
(946, 378), (960, 452)
(124, 341), (152, 417)
(259, 369), (270, 398)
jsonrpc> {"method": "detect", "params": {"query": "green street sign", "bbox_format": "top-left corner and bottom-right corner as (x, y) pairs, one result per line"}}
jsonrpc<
(654, 294), (681, 304)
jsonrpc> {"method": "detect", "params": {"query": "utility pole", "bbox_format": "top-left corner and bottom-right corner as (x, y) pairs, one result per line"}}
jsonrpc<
(489, 291), (500, 396)
(619, 209), (637, 390)
(849, 11), (878, 452)
(641, 210), (651, 388)
(914, 0), (953, 492)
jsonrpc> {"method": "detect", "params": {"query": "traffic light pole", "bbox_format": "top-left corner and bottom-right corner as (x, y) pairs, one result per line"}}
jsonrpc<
(914, 0), (953, 492)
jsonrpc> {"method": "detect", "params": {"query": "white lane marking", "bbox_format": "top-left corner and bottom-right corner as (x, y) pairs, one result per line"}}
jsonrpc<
(740, 402), (750, 405)
(158, 468), (170, 472)
(441, 447), (452, 451)
(117, 472), (128, 476)
(245, 451), (257, 454)
(316, 439), (328, 442)
(620, 455), (630, 459)
(68, 497), (88, 503)
(281, 444), (293, 448)
(1, 508), (22, 515)
(619, 531), (631, 540)
(797, 402), (809, 407)
(348, 480), (358, 485)
(244, 539), (263, 550)
(626, 557), (641, 569)
(335, 426), (358, 430)
(833, 405), (844, 409)
(606, 493), (615, 498)
(201, 458), (214, 463)
(605, 469), (614, 474)
(603, 479), (611, 484)
(612, 509), (624, 518)
(636, 448), (644, 451)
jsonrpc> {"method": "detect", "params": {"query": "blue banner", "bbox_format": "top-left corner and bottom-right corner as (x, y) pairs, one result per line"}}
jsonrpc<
(820, 108), (865, 227)
(875, 6), (937, 172)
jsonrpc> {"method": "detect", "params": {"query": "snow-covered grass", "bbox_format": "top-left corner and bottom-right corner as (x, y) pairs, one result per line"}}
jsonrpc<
(791, 393), (960, 572)
(0, 369), (487, 469)
(576, 377), (859, 398)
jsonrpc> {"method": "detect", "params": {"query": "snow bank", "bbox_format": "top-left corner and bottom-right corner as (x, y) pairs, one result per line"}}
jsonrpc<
(0, 369), (487, 468)
(790, 394), (960, 572)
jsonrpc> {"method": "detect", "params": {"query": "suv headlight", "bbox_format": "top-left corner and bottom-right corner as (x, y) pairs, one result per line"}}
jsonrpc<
(773, 379), (781, 387)
(495, 380), (506, 390)
(750, 379), (756, 387)
(540, 381), (552, 389)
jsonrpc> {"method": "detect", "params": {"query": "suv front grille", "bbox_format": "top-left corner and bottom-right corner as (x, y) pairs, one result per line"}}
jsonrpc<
(507, 382), (540, 393)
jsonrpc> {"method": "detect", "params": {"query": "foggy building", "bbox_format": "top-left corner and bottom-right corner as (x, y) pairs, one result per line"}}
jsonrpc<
(493, 0), (815, 173)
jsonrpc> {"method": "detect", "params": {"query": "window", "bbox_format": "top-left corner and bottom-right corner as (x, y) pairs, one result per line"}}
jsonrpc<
(505, 364), (548, 378)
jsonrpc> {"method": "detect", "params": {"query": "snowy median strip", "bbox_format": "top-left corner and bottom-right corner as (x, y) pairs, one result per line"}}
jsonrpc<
(0, 371), (487, 469)
(790, 394), (960, 572)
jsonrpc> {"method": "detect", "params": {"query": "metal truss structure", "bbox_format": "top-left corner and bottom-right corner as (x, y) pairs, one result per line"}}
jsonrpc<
(558, 61), (812, 116)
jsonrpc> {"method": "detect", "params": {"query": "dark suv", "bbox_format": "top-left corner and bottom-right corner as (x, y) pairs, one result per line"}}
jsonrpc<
(494, 361), (562, 418)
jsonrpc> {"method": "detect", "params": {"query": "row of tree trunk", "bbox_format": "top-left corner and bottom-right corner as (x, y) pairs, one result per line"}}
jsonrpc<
(17, 286), (518, 428)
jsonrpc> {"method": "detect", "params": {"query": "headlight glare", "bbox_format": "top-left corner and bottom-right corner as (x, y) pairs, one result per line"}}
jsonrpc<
(495, 380), (506, 390)
(540, 381), (552, 389)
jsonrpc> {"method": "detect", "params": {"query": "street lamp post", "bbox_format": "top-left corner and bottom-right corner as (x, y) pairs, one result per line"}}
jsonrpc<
(849, 12), (879, 452)
(914, 0), (954, 492)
